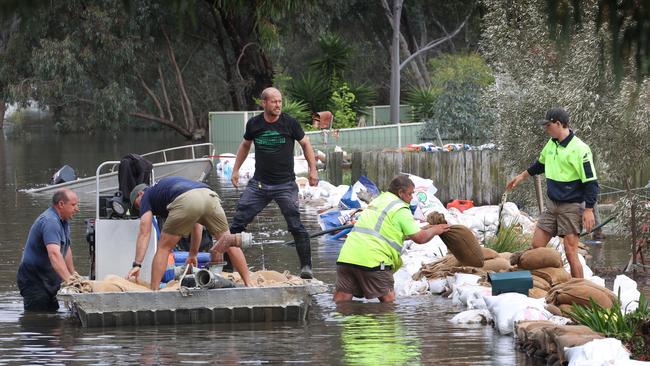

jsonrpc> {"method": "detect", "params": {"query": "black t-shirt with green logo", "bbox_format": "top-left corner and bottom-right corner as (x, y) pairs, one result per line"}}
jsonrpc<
(244, 113), (305, 184)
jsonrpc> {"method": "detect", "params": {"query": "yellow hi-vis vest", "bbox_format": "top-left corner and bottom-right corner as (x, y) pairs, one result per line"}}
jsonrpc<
(336, 192), (410, 270)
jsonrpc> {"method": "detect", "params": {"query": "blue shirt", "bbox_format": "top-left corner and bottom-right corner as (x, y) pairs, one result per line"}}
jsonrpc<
(139, 176), (210, 218)
(20, 207), (71, 270)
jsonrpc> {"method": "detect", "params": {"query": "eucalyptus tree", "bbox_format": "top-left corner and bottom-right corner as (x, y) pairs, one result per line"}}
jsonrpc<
(1, 0), (312, 139)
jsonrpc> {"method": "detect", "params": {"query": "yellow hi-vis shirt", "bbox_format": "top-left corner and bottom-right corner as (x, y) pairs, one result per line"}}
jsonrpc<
(336, 192), (420, 270)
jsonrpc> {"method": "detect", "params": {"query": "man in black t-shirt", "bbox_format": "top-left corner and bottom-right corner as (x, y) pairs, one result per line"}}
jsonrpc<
(229, 87), (318, 279)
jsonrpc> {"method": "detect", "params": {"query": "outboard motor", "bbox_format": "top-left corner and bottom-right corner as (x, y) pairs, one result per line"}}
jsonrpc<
(50, 165), (76, 185)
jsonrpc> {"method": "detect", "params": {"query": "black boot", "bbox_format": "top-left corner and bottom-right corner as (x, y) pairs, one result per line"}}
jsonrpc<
(292, 232), (313, 279)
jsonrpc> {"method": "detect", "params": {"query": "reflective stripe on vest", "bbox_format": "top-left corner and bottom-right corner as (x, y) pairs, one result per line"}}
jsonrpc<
(351, 198), (405, 253)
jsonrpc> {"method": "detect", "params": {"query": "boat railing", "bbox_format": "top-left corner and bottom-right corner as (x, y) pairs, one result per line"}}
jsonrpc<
(140, 143), (215, 163)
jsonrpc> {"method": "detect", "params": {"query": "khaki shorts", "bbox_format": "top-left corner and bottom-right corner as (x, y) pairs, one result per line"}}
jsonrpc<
(335, 264), (394, 299)
(537, 200), (584, 237)
(163, 188), (229, 236)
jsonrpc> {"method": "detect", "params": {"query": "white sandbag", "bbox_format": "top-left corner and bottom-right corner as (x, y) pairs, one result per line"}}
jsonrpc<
(428, 278), (448, 294)
(613, 275), (641, 313)
(393, 268), (429, 297)
(565, 338), (630, 366)
(451, 273), (481, 287)
(450, 309), (493, 324)
(512, 306), (552, 324)
(548, 315), (573, 325)
(483, 293), (547, 335)
(455, 285), (492, 307)
(466, 291), (489, 310)
(407, 173), (446, 222)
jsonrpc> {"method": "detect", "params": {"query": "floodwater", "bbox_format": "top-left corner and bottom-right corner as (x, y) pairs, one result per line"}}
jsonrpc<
(0, 119), (642, 365)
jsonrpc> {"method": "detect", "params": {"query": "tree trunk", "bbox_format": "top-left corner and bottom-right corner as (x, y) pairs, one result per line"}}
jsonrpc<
(390, 0), (403, 129)
(0, 100), (5, 129)
(216, 4), (274, 109)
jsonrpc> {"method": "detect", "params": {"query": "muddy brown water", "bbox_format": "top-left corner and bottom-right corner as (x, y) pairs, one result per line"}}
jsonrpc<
(0, 122), (643, 365)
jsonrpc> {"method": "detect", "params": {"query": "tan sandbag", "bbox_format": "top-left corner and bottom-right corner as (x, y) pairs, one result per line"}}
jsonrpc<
(482, 247), (499, 260)
(514, 320), (554, 343)
(532, 275), (551, 291)
(481, 257), (511, 272)
(528, 287), (548, 299)
(99, 274), (152, 292)
(224, 270), (305, 287)
(498, 251), (513, 262)
(517, 247), (563, 270)
(559, 304), (574, 316)
(414, 255), (460, 280)
(531, 267), (571, 287)
(90, 281), (125, 293)
(427, 212), (484, 267)
(546, 279), (617, 309)
(554, 286), (615, 308)
(543, 325), (600, 356)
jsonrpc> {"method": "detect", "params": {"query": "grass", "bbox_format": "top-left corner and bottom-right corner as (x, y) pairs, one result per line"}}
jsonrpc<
(484, 220), (530, 253)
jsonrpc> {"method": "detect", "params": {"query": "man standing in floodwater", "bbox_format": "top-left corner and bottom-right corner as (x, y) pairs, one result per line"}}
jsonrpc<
(17, 188), (79, 311)
(506, 107), (599, 278)
(229, 87), (318, 279)
(334, 175), (450, 302)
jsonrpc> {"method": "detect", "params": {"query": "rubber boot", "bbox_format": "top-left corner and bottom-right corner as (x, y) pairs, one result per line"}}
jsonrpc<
(292, 231), (313, 279)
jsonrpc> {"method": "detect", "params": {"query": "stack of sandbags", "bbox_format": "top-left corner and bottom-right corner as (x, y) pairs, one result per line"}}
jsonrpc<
(427, 212), (484, 267)
(546, 278), (617, 315)
(511, 247), (570, 300)
(414, 254), (461, 280)
(481, 247), (512, 272)
(514, 321), (604, 364)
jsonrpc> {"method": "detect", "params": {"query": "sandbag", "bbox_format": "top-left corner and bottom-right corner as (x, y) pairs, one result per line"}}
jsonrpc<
(481, 257), (511, 272)
(498, 252), (513, 262)
(528, 287), (548, 299)
(546, 279), (617, 309)
(554, 334), (604, 364)
(515, 247), (563, 270)
(543, 325), (599, 357)
(482, 247), (499, 260)
(427, 212), (484, 267)
(532, 275), (551, 291)
(531, 267), (571, 287)
(545, 303), (563, 317)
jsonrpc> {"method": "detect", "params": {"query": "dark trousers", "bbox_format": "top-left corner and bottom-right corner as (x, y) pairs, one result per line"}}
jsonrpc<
(17, 263), (61, 312)
(230, 178), (311, 267)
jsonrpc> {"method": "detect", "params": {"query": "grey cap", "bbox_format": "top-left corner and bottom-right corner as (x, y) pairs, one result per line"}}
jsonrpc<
(539, 107), (570, 125)
(130, 183), (148, 207)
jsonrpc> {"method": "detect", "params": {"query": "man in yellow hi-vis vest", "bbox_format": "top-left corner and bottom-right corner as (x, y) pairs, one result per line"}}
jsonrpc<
(334, 175), (450, 303)
(506, 107), (599, 278)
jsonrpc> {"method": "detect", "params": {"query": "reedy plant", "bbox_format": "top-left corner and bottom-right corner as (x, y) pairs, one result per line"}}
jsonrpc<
(567, 293), (649, 359)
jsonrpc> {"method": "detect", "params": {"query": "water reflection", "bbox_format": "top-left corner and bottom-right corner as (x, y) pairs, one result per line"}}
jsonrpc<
(336, 302), (421, 365)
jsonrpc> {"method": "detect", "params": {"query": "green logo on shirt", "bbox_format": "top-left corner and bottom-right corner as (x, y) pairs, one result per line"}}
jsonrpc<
(255, 130), (285, 152)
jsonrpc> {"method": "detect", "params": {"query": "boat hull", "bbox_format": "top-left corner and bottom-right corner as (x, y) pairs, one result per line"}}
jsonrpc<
(24, 159), (213, 196)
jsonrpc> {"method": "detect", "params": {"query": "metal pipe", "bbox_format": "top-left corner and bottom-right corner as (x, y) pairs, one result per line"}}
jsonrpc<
(195, 268), (217, 289)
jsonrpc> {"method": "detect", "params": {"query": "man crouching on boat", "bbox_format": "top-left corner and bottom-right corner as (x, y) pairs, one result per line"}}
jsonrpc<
(127, 176), (252, 289)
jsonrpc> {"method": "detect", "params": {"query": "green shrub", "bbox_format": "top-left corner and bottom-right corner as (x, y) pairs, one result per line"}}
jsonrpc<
(286, 71), (331, 113)
(330, 82), (357, 128)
